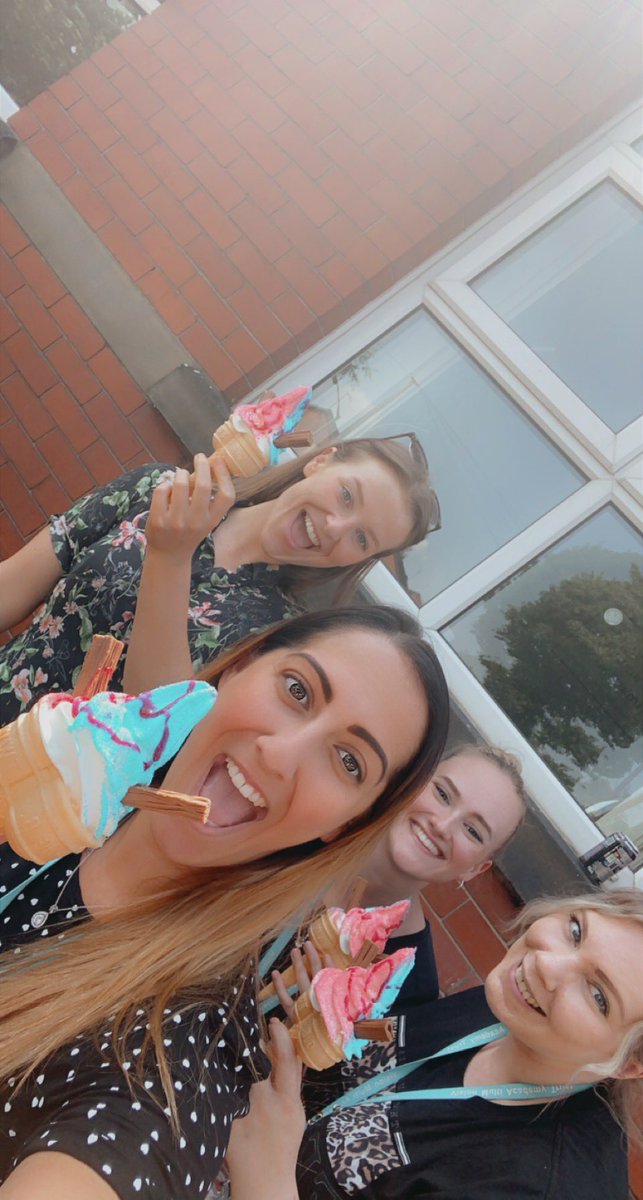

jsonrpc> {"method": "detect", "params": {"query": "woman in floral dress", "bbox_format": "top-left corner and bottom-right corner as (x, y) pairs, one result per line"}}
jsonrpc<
(0, 436), (438, 722)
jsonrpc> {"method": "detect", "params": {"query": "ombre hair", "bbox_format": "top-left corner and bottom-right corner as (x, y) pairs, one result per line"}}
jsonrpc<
(0, 606), (449, 1129)
(231, 436), (439, 601)
(514, 889), (643, 1149)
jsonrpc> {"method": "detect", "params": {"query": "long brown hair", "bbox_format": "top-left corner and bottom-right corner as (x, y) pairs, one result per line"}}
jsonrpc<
(514, 890), (643, 1150)
(231, 437), (439, 601)
(0, 607), (449, 1126)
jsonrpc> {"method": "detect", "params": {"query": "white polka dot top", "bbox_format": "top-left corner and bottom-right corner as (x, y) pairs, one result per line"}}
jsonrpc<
(0, 846), (269, 1198)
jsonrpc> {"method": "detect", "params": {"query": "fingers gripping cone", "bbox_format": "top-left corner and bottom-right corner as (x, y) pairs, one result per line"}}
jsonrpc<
(258, 894), (414, 1004)
(288, 951), (414, 1070)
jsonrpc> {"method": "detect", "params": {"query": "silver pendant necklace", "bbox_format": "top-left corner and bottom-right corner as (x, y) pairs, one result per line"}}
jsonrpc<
(30, 850), (92, 929)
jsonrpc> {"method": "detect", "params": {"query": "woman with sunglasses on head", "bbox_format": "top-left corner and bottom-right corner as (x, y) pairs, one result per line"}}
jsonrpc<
(0, 434), (439, 724)
(0, 605), (449, 1199)
(230, 888), (643, 1200)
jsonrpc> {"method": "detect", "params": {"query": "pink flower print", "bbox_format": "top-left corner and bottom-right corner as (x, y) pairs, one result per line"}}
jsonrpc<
(91, 577), (106, 592)
(39, 613), (64, 638)
(111, 611), (136, 636)
(43, 646), (54, 659)
(188, 602), (220, 628)
(111, 514), (147, 550)
(34, 668), (49, 688)
(11, 669), (32, 705)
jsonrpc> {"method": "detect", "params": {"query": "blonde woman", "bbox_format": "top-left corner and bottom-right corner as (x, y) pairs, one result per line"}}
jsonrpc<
(272, 745), (527, 1011)
(231, 889), (643, 1200)
(0, 434), (439, 721)
(0, 605), (448, 1198)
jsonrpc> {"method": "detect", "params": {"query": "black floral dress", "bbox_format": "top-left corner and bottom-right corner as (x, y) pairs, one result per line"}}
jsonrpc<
(0, 844), (270, 1198)
(0, 465), (298, 724)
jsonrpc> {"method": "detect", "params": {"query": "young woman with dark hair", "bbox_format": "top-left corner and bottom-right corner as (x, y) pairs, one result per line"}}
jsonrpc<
(0, 605), (449, 1199)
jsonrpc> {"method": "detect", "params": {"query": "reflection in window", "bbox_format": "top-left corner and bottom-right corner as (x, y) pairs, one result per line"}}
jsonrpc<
(442, 507), (643, 847)
(313, 310), (584, 603)
(472, 183), (643, 433)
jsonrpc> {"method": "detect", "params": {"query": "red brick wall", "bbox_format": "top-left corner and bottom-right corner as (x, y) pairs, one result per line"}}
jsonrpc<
(8, 0), (640, 404)
(0, 201), (187, 635)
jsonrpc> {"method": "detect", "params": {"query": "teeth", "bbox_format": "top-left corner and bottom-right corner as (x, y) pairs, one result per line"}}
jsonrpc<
(412, 821), (441, 857)
(304, 513), (320, 547)
(516, 962), (542, 1012)
(225, 759), (266, 809)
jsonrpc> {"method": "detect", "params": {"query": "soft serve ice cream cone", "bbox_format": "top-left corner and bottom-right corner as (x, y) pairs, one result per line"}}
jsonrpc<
(0, 680), (216, 863)
(259, 899), (410, 1002)
(210, 385), (312, 478)
(290, 948), (416, 1070)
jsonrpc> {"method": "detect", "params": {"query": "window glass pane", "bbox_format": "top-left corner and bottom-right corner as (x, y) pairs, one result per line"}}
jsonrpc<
(313, 310), (584, 603)
(471, 183), (643, 433)
(2, 0), (140, 107)
(442, 506), (643, 849)
(632, 136), (643, 155)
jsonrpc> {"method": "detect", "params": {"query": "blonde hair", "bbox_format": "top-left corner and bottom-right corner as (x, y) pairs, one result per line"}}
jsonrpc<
(515, 889), (643, 1149)
(0, 606), (449, 1129)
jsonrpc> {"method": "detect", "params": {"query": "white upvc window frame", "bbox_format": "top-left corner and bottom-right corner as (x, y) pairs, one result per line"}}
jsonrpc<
(433, 145), (643, 473)
(254, 103), (643, 885)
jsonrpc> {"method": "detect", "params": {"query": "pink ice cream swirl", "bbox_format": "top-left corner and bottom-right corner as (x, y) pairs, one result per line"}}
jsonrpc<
(332, 899), (411, 958)
(311, 947), (416, 1058)
(235, 385), (311, 437)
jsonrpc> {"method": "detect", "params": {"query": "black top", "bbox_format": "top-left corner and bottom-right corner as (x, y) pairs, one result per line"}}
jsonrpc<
(298, 987), (629, 1199)
(385, 921), (439, 1011)
(0, 845), (270, 1198)
(0, 465), (297, 725)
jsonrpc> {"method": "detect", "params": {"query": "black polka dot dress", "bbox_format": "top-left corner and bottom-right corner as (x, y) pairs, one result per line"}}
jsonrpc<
(0, 846), (269, 1198)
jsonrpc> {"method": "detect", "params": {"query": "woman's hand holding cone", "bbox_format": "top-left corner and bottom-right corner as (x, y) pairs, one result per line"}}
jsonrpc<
(148, 453), (235, 564)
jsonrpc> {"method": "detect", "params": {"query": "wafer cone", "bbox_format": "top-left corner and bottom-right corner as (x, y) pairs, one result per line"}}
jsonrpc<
(290, 1013), (344, 1071)
(211, 419), (269, 478)
(0, 708), (95, 862)
(258, 911), (381, 1003)
(258, 910), (344, 1002)
(292, 990), (316, 1023)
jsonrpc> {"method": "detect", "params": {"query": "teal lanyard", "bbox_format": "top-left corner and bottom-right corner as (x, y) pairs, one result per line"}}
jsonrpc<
(0, 859), (59, 916)
(259, 923), (300, 1015)
(308, 1022), (591, 1125)
(259, 922), (298, 978)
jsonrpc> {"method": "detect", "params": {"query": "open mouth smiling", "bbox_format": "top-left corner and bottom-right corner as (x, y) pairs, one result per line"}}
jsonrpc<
(196, 756), (268, 830)
(303, 512), (320, 548)
(410, 819), (444, 859)
(515, 961), (545, 1015)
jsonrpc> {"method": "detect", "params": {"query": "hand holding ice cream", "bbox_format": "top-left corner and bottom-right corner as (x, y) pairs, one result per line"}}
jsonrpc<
(259, 898), (411, 1003)
(289, 948), (416, 1069)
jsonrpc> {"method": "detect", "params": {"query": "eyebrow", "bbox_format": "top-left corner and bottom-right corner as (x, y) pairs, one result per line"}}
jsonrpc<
(349, 476), (380, 551)
(349, 725), (388, 782)
(583, 913), (625, 1020)
(440, 774), (493, 841)
(292, 654), (388, 781)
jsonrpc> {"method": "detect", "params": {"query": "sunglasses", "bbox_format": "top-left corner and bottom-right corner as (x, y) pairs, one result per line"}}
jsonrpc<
(377, 432), (441, 533)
